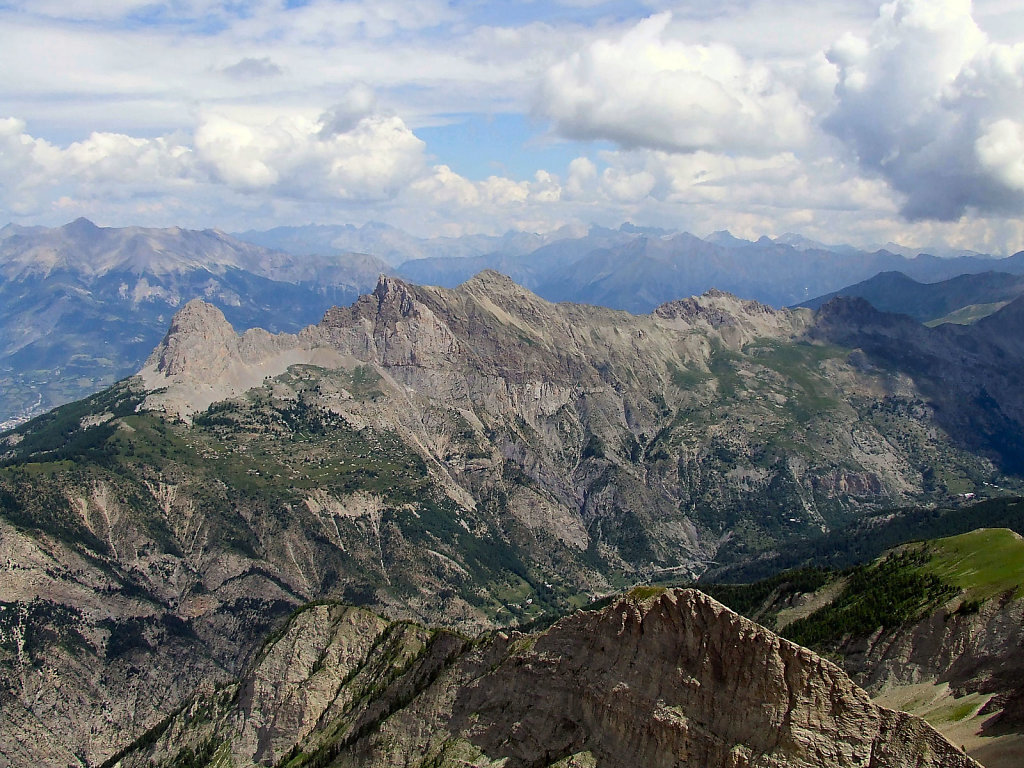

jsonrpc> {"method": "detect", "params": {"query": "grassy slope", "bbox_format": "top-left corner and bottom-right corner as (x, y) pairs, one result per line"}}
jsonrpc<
(699, 527), (1024, 654)
(924, 528), (1024, 602)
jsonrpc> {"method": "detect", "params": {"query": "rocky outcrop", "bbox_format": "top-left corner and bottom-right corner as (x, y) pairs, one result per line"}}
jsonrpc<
(137, 298), (345, 416)
(844, 596), (1024, 696)
(116, 589), (978, 768)
(840, 591), (1024, 763)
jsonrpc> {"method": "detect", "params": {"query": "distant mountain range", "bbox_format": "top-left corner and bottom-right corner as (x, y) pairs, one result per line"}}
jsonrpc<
(799, 270), (1024, 325)
(234, 220), (563, 267)
(392, 230), (1023, 312)
(4, 217), (1024, 425)
(235, 221), (1022, 313)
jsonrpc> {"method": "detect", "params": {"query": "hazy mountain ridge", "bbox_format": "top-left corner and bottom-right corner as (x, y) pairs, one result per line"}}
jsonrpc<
(799, 270), (1024, 324)
(0, 218), (389, 284)
(233, 220), (1024, 312)
(234, 220), (570, 267)
(390, 229), (1024, 312)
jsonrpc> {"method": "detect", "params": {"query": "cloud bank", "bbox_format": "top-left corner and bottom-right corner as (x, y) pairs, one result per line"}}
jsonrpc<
(1, 0), (1023, 253)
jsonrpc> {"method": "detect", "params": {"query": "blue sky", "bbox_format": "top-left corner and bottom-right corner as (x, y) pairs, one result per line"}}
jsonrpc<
(2, 0), (1024, 254)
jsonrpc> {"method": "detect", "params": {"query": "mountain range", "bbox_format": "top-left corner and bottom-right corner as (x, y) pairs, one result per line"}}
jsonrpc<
(391, 229), (1024, 313)
(4, 218), (1024, 428)
(4, 271), (1024, 764)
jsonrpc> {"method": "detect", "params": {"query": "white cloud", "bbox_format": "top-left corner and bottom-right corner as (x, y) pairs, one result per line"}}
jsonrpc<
(1, 0), (1024, 256)
(0, 106), (432, 219)
(538, 12), (811, 155)
(564, 156), (598, 200)
(0, 118), (195, 214)
(185, 110), (430, 200)
(825, 0), (1024, 220)
(9, 0), (222, 22)
(976, 119), (1024, 190)
(319, 84), (378, 136)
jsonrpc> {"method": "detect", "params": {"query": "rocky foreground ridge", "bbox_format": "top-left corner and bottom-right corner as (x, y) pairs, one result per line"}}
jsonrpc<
(111, 588), (978, 768)
(3, 273), (1024, 765)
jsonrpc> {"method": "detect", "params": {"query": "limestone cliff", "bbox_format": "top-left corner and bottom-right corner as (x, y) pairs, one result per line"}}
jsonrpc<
(113, 589), (978, 768)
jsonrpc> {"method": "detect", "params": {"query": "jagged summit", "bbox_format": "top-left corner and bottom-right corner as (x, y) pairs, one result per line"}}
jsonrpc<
(137, 298), (341, 417)
(372, 272), (411, 294)
(137, 274), (809, 420)
(654, 288), (806, 346)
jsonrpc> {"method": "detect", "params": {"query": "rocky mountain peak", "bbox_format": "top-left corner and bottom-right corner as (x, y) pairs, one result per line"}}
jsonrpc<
(655, 289), (778, 324)
(371, 273), (420, 317)
(148, 299), (237, 377)
(62, 216), (101, 236)
(372, 273), (410, 297)
(136, 298), (336, 417)
(653, 288), (804, 347)
(456, 269), (551, 318)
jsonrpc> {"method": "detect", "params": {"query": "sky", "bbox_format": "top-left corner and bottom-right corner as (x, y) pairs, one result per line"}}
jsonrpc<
(2, 0), (1024, 253)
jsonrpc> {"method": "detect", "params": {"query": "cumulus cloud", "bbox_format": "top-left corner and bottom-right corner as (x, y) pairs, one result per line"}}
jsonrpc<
(185, 109), (430, 200)
(537, 12), (810, 156)
(408, 165), (562, 209)
(0, 106), (434, 217)
(825, 0), (1024, 220)
(4, 0), (1024, 254)
(0, 117), (194, 214)
(0, 107), (576, 234)
(319, 84), (378, 136)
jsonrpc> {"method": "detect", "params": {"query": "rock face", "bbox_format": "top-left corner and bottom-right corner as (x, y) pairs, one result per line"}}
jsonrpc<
(809, 295), (1024, 474)
(845, 596), (1024, 696)
(708, 529), (1024, 766)
(115, 589), (979, 768)
(841, 591), (1024, 761)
